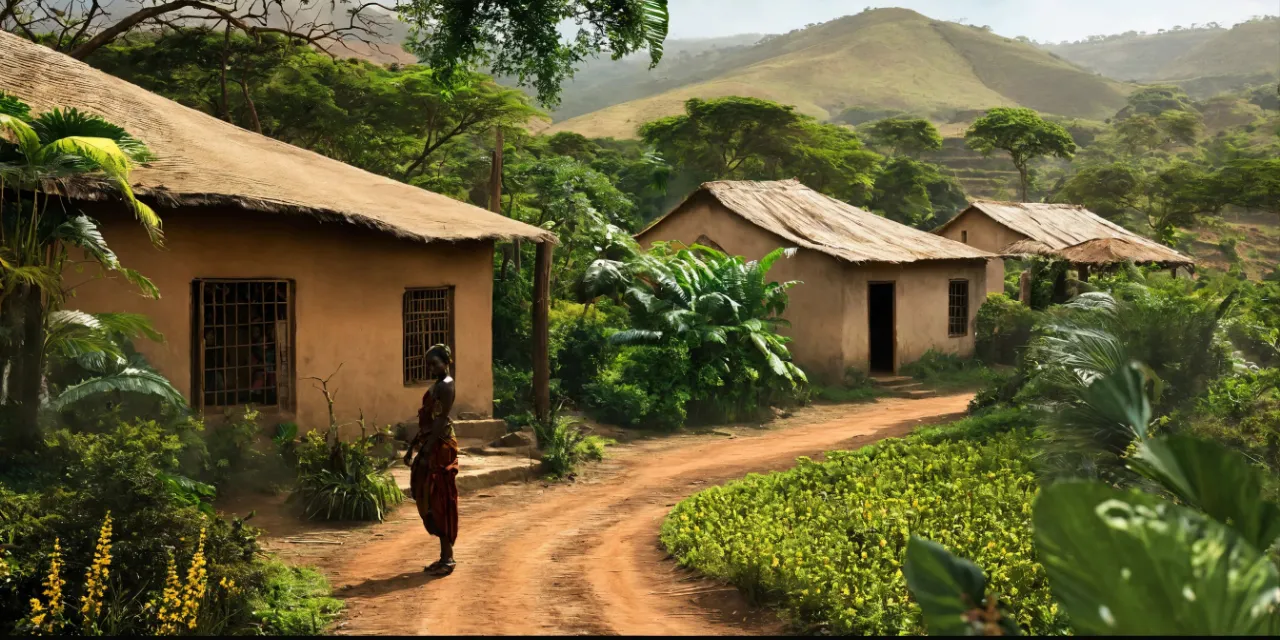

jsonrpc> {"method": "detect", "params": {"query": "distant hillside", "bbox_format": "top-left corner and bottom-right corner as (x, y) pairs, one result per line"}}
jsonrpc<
(547, 8), (1131, 140)
(1043, 18), (1280, 96)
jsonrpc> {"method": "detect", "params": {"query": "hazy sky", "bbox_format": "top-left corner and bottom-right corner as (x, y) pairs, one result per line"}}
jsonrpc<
(666, 0), (1277, 43)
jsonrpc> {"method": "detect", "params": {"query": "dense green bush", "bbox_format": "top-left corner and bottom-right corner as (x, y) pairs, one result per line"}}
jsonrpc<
(900, 349), (992, 390)
(975, 294), (1037, 366)
(585, 344), (693, 430)
(1179, 368), (1280, 474)
(0, 419), (300, 635)
(249, 560), (343, 635)
(660, 412), (1064, 635)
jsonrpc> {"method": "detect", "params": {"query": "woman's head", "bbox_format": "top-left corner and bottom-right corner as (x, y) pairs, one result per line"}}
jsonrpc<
(426, 344), (452, 378)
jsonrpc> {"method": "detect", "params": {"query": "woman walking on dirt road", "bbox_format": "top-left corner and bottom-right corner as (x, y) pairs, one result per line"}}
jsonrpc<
(405, 344), (460, 576)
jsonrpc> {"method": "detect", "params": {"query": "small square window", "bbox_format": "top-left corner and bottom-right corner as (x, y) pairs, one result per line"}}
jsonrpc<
(948, 280), (969, 337)
(404, 287), (454, 385)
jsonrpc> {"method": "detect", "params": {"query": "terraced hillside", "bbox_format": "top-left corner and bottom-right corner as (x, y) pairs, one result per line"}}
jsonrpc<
(923, 138), (1021, 199)
(548, 8), (1131, 139)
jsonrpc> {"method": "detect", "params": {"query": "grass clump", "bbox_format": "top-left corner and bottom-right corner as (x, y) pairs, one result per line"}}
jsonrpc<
(534, 416), (615, 479)
(250, 560), (343, 635)
(900, 349), (994, 391)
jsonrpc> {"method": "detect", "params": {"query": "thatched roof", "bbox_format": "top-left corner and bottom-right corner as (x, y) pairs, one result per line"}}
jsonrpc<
(1057, 237), (1195, 267)
(0, 32), (554, 245)
(640, 179), (993, 264)
(1002, 239), (1059, 258)
(937, 200), (1191, 264)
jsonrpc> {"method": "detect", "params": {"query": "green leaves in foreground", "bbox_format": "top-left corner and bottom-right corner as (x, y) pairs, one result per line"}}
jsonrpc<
(1033, 481), (1280, 635)
(904, 537), (1020, 636)
(1129, 435), (1280, 552)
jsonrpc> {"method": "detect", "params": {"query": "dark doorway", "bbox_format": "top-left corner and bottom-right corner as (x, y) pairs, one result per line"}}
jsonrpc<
(868, 282), (896, 373)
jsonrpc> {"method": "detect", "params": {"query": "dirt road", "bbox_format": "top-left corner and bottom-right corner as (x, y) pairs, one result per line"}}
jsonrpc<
(324, 395), (971, 635)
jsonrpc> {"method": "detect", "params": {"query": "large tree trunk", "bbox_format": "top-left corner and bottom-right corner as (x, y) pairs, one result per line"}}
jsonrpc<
(532, 242), (552, 426)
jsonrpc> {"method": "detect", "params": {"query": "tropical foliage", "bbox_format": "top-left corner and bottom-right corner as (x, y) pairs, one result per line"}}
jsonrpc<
(581, 242), (806, 425)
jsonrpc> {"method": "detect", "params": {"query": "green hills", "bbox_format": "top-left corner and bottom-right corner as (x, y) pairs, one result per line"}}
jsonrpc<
(547, 8), (1132, 139)
(1044, 18), (1280, 96)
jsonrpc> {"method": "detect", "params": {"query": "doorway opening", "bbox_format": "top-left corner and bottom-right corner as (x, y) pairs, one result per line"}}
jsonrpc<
(868, 282), (895, 373)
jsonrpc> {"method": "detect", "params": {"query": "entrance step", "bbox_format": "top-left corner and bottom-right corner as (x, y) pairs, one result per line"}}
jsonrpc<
(870, 375), (939, 399)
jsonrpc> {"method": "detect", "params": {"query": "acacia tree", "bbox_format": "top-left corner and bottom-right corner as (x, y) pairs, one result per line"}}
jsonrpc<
(1, 0), (399, 60)
(863, 117), (943, 157)
(965, 107), (1077, 201)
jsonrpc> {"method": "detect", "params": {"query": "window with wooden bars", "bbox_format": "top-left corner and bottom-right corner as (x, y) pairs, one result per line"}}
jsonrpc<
(193, 279), (293, 410)
(404, 287), (454, 385)
(948, 280), (969, 337)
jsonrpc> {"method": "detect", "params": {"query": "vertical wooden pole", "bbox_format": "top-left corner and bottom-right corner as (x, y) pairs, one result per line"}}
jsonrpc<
(533, 241), (552, 424)
(1019, 269), (1032, 307)
(489, 127), (503, 214)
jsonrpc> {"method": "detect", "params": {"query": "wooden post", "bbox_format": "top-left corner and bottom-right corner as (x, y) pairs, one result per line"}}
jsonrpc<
(1019, 269), (1032, 306)
(532, 241), (552, 424)
(489, 127), (503, 214)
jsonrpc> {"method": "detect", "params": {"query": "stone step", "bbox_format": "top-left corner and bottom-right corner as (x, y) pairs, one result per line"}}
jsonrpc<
(869, 375), (916, 388)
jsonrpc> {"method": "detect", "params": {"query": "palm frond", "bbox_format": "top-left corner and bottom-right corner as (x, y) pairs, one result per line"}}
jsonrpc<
(608, 328), (664, 345)
(640, 0), (670, 68)
(48, 367), (186, 411)
(0, 113), (41, 159)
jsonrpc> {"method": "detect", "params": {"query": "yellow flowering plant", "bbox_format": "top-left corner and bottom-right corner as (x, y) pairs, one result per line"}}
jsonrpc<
(79, 513), (113, 634)
(660, 416), (1067, 635)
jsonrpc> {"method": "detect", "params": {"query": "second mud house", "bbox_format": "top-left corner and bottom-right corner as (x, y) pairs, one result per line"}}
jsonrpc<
(636, 179), (995, 381)
(0, 32), (555, 433)
(934, 200), (1195, 295)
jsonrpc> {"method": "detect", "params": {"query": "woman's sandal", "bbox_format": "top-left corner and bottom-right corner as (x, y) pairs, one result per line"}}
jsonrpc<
(428, 561), (456, 577)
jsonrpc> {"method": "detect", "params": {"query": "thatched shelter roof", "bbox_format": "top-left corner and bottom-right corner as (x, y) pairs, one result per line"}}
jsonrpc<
(640, 179), (993, 264)
(936, 200), (1191, 265)
(0, 32), (554, 245)
(1002, 239), (1059, 258)
(1057, 237), (1196, 267)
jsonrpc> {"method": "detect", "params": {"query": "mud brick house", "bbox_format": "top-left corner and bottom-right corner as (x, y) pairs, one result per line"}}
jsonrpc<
(933, 200), (1195, 296)
(0, 32), (555, 434)
(636, 179), (995, 381)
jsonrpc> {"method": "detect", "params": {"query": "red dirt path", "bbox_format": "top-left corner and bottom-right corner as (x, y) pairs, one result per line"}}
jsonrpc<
(318, 395), (972, 635)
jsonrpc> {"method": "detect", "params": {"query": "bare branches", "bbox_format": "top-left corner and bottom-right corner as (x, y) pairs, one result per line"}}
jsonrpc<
(2, 0), (400, 60)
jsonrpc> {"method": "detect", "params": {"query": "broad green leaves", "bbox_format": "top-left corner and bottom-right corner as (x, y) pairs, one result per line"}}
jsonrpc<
(905, 537), (1020, 636)
(1129, 435), (1280, 552)
(1033, 481), (1280, 635)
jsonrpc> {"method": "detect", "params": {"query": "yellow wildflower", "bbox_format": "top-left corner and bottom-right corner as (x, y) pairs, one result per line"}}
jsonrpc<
(80, 513), (113, 632)
(180, 526), (209, 630)
(28, 539), (65, 635)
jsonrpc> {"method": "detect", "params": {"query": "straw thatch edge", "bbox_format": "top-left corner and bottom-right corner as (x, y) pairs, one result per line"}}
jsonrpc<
(56, 178), (559, 246)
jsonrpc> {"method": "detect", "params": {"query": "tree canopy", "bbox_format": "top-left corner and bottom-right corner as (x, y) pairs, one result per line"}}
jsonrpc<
(863, 117), (943, 157)
(966, 107), (1077, 201)
(400, 0), (670, 105)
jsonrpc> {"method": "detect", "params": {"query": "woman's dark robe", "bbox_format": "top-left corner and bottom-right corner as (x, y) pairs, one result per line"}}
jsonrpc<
(409, 387), (459, 545)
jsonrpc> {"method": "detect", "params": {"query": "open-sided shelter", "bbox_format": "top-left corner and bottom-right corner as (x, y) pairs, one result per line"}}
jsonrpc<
(635, 179), (995, 381)
(0, 31), (556, 432)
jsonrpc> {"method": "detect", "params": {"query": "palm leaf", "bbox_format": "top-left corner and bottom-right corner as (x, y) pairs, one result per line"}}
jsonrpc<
(31, 107), (153, 161)
(48, 367), (186, 411)
(640, 0), (670, 68)
(0, 112), (41, 159)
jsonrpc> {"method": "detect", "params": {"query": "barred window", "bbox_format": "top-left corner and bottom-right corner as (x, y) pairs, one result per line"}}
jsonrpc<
(404, 287), (454, 385)
(194, 279), (293, 410)
(948, 280), (969, 337)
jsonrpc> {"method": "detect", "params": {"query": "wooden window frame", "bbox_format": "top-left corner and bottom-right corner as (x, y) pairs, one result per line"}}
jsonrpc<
(948, 279), (970, 337)
(403, 286), (456, 386)
(190, 278), (296, 413)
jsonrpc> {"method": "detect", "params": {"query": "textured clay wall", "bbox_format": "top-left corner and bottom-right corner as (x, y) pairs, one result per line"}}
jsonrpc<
(68, 205), (495, 432)
(936, 209), (1022, 297)
(638, 199), (848, 383)
(841, 259), (988, 374)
